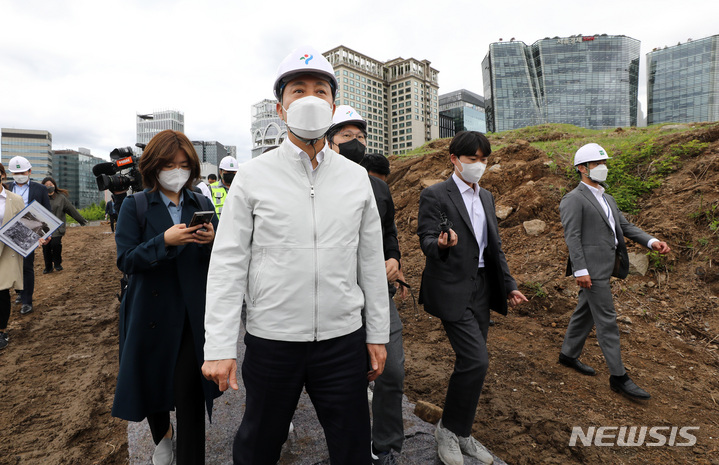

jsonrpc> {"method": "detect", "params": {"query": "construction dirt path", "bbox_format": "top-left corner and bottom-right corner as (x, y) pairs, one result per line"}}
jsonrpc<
(1, 124), (718, 464)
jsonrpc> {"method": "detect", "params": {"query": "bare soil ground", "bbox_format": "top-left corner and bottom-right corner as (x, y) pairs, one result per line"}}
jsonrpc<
(1, 123), (718, 464)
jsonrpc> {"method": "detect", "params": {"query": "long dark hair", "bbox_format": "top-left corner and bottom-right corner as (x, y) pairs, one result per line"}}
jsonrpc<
(41, 176), (69, 197)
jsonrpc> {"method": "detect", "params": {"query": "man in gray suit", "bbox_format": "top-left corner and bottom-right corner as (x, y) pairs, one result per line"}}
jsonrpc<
(559, 143), (671, 400)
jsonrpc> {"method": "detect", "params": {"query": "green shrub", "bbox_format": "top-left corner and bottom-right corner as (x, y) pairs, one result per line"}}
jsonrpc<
(66, 202), (106, 223)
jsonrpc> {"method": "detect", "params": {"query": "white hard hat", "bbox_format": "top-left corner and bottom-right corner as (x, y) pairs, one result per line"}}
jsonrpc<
(330, 105), (367, 133)
(219, 156), (238, 172)
(573, 143), (611, 166)
(273, 46), (338, 101)
(8, 156), (32, 172)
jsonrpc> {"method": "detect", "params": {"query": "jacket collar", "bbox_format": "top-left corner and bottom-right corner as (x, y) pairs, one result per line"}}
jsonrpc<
(577, 182), (612, 230)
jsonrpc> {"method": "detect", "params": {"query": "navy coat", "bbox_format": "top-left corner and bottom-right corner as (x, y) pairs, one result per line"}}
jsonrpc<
(112, 188), (221, 422)
(9, 180), (51, 212)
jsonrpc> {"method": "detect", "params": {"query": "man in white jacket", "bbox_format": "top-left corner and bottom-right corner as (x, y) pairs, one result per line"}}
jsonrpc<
(202, 46), (389, 465)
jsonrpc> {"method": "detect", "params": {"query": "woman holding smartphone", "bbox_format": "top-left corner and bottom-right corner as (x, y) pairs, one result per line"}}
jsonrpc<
(112, 130), (221, 465)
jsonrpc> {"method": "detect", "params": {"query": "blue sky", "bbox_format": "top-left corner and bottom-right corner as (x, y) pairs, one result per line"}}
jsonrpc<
(1, 0), (716, 162)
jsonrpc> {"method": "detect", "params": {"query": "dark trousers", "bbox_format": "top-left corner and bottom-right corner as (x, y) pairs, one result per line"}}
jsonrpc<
(109, 214), (117, 232)
(18, 251), (34, 305)
(372, 288), (405, 453)
(42, 236), (63, 270)
(0, 289), (10, 330)
(441, 269), (490, 438)
(146, 318), (206, 465)
(234, 328), (370, 465)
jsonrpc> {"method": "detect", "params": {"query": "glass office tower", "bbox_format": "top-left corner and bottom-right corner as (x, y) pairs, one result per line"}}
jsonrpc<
(439, 89), (487, 134)
(1, 128), (53, 181)
(647, 34), (719, 125)
(483, 35), (640, 132)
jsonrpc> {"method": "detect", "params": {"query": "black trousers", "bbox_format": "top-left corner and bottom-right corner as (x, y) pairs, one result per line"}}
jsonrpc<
(233, 328), (370, 465)
(146, 317), (206, 464)
(440, 269), (491, 438)
(42, 236), (63, 270)
(17, 251), (34, 305)
(109, 214), (117, 232)
(0, 289), (10, 330)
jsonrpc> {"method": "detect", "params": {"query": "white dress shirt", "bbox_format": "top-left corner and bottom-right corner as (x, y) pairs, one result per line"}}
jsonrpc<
(452, 172), (487, 268)
(288, 139), (327, 180)
(0, 186), (7, 224)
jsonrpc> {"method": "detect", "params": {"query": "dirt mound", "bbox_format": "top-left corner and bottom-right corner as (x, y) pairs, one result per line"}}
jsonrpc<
(390, 124), (719, 464)
(1, 123), (718, 464)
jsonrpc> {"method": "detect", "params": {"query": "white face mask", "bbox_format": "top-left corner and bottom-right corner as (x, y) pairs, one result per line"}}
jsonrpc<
(588, 164), (608, 183)
(282, 96), (333, 140)
(13, 174), (29, 185)
(456, 160), (486, 184)
(158, 168), (190, 193)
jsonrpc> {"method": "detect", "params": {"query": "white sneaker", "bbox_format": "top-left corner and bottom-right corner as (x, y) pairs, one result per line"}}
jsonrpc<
(152, 426), (174, 465)
(435, 420), (463, 465)
(458, 435), (493, 465)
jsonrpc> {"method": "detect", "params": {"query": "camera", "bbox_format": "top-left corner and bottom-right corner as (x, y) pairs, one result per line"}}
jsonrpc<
(92, 146), (144, 193)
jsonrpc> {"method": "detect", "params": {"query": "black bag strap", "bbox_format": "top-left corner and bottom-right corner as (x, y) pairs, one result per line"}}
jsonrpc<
(133, 191), (148, 234)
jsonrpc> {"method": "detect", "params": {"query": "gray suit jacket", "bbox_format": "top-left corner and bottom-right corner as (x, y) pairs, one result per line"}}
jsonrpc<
(560, 182), (653, 280)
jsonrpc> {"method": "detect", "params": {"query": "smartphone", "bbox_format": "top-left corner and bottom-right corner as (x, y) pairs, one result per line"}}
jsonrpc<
(189, 211), (215, 231)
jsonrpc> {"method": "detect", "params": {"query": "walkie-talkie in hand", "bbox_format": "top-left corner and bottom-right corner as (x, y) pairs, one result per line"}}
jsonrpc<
(438, 211), (453, 235)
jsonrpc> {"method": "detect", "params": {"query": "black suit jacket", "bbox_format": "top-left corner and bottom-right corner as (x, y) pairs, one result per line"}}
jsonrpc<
(10, 180), (51, 212)
(417, 177), (517, 321)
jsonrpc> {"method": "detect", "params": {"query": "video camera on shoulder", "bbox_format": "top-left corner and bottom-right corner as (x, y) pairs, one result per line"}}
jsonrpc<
(92, 145), (144, 193)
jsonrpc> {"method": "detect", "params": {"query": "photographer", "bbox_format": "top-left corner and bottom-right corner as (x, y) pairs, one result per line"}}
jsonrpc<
(112, 129), (221, 465)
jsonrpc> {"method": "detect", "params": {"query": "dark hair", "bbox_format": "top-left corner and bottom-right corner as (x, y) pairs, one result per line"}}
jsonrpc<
(359, 153), (390, 176)
(139, 130), (200, 192)
(449, 131), (492, 158)
(0, 162), (5, 178)
(41, 176), (70, 196)
(207, 173), (217, 181)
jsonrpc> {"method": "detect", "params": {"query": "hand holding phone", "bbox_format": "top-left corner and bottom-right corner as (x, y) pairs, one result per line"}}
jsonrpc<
(189, 211), (215, 231)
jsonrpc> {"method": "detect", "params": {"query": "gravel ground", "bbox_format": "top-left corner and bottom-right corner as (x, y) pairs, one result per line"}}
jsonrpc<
(128, 328), (506, 465)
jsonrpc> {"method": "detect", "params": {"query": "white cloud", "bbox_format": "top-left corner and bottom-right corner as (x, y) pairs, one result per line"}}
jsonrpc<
(1, 0), (716, 163)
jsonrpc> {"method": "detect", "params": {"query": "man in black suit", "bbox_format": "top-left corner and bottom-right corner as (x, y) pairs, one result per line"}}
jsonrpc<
(417, 131), (527, 465)
(8, 156), (51, 315)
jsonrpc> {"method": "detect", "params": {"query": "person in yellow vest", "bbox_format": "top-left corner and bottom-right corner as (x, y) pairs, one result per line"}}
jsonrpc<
(210, 156), (238, 216)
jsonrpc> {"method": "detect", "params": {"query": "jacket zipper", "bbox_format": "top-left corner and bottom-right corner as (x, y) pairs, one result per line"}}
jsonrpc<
(310, 185), (319, 341)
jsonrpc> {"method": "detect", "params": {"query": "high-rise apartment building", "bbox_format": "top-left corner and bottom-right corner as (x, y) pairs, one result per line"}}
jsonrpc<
(136, 110), (184, 148)
(251, 99), (286, 158)
(647, 34), (719, 125)
(52, 148), (105, 209)
(439, 89), (487, 134)
(324, 46), (440, 155)
(1, 128), (53, 181)
(483, 35), (640, 132)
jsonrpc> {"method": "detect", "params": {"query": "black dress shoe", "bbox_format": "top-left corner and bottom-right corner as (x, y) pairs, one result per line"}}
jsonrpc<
(610, 375), (651, 400)
(20, 304), (33, 315)
(54, 265), (63, 271)
(43, 268), (53, 274)
(489, 319), (496, 327)
(14, 296), (22, 304)
(558, 353), (596, 376)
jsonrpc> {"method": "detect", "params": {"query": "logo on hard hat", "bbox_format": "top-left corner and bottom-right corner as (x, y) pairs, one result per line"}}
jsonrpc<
(15, 164), (21, 168)
(300, 54), (314, 65)
(599, 150), (605, 156)
(346, 110), (354, 116)
(230, 162), (234, 167)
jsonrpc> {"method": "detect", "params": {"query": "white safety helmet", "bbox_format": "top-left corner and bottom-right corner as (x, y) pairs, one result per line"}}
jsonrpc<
(573, 143), (611, 166)
(273, 46), (338, 101)
(8, 156), (32, 173)
(219, 156), (239, 172)
(330, 105), (367, 133)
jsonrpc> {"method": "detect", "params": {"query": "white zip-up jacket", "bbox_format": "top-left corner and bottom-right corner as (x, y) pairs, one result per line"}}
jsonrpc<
(204, 140), (390, 360)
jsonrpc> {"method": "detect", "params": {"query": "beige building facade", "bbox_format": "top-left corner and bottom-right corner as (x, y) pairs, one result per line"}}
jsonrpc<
(324, 46), (439, 156)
